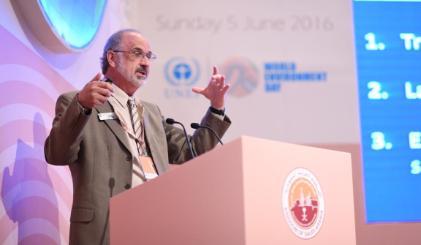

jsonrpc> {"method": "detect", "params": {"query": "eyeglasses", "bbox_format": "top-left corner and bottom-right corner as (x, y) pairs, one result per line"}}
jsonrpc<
(112, 48), (157, 61)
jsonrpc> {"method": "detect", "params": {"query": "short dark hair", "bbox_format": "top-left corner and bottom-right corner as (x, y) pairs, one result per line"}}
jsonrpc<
(100, 29), (141, 74)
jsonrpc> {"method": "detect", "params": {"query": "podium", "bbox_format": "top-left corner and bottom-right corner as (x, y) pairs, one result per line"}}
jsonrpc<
(110, 136), (356, 244)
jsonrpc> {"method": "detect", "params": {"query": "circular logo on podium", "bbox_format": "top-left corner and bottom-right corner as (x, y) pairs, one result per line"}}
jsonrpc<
(282, 168), (325, 239)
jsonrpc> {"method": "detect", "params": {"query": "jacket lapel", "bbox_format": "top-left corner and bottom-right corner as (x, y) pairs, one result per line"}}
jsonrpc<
(143, 105), (167, 174)
(95, 102), (131, 154)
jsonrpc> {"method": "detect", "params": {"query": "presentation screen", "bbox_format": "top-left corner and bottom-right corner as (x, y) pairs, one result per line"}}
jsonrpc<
(354, 0), (421, 222)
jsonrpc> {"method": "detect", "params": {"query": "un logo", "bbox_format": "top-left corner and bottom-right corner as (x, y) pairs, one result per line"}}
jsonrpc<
(164, 57), (200, 86)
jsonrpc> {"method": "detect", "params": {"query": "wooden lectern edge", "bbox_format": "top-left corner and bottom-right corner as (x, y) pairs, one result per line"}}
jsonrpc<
(238, 135), (354, 158)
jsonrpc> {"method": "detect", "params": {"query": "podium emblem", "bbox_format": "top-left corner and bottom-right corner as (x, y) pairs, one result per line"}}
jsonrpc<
(282, 168), (325, 239)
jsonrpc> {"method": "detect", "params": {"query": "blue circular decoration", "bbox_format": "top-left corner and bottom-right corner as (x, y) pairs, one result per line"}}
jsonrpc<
(38, 0), (107, 50)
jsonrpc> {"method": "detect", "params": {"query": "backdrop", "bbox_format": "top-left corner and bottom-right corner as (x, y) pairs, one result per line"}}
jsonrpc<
(0, 0), (358, 244)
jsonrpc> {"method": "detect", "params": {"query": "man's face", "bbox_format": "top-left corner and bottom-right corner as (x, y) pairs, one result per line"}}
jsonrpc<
(112, 32), (152, 90)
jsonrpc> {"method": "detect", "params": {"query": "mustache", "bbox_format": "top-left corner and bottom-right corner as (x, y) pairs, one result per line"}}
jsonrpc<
(136, 66), (148, 74)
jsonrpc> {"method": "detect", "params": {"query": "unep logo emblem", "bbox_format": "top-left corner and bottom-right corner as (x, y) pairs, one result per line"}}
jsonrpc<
(282, 168), (325, 239)
(164, 57), (200, 86)
(219, 57), (259, 97)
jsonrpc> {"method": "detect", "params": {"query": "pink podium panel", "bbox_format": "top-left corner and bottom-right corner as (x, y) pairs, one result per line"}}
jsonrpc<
(110, 136), (356, 245)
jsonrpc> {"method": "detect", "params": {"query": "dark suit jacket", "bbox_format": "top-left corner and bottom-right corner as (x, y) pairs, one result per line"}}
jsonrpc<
(44, 92), (231, 245)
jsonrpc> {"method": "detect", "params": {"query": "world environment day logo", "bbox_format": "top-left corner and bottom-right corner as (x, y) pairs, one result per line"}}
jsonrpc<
(219, 57), (259, 97)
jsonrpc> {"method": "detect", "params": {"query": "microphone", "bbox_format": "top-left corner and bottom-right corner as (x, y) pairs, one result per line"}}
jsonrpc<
(166, 118), (196, 158)
(191, 123), (224, 145)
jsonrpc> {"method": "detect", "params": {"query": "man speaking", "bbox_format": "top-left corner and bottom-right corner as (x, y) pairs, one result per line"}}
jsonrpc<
(44, 29), (231, 245)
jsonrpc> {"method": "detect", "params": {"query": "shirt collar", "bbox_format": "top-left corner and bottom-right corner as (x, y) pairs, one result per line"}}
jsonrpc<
(111, 83), (131, 109)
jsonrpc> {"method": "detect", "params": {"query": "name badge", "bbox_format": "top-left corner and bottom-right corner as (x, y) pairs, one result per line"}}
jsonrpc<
(98, 112), (117, 121)
(139, 156), (158, 180)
